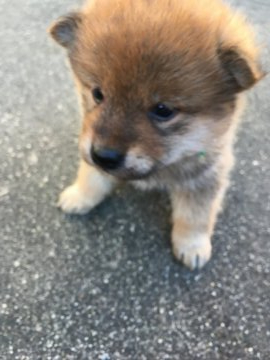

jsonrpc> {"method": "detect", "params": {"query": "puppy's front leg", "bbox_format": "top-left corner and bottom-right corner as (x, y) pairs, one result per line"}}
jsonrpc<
(171, 187), (226, 270)
(58, 160), (116, 215)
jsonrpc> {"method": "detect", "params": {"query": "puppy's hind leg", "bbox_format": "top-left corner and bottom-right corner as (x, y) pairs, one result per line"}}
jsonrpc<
(58, 160), (117, 215)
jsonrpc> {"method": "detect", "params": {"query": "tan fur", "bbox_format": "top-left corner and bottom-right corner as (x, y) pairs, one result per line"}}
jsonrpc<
(50, 0), (263, 269)
(58, 160), (116, 214)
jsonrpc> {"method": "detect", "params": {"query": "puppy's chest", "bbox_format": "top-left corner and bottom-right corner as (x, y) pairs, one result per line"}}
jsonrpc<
(132, 155), (219, 192)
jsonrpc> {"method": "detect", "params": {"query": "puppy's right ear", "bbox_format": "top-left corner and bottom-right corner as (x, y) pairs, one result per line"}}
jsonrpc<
(49, 12), (82, 48)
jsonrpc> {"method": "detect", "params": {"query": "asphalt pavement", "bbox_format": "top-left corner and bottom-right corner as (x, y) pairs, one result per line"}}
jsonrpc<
(0, 0), (269, 359)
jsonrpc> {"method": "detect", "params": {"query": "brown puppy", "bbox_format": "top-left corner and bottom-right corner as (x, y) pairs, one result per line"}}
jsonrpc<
(49, 0), (263, 270)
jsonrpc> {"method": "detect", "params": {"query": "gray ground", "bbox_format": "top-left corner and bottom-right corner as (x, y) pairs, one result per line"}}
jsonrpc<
(0, 0), (270, 359)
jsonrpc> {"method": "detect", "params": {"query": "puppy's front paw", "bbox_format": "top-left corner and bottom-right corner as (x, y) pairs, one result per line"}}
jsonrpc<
(58, 184), (96, 215)
(172, 233), (212, 270)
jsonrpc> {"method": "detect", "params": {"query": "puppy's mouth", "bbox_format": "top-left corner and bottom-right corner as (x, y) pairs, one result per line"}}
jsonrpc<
(96, 163), (156, 181)
(82, 153), (155, 180)
(82, 145), (157, 180)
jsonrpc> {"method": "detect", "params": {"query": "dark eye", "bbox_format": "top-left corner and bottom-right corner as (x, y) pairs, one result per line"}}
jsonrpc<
(148, 103), (177, 122)
(92, 87), (104, 104)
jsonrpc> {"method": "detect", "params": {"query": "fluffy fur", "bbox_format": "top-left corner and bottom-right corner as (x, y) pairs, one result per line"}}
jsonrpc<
(49, 0), (263, 269)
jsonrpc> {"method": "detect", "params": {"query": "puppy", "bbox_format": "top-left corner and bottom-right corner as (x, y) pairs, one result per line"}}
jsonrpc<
(49, 0), (263, 270)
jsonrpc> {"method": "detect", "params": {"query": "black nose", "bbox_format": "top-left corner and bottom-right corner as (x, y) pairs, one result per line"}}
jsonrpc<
(91, 146), (124, 170)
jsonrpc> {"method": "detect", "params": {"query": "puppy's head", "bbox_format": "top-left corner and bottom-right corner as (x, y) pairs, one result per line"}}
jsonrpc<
(49, 0), (263, 180)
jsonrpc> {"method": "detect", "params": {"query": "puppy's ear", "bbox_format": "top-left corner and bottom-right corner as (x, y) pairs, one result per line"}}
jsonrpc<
(49, 12), (82, 48)
(219, 46), (264, 92)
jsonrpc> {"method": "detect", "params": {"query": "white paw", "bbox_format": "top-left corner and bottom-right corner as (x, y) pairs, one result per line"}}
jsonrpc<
(57, 184), (96, 215)
(173, 233), (212, 270)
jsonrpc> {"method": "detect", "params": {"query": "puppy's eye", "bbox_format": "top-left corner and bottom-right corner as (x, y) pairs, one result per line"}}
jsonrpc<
(92, 87), (104, 104)
(148, 103), (177, 122)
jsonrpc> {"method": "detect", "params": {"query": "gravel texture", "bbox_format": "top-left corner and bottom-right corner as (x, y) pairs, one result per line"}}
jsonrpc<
(0, 0), (269, 359)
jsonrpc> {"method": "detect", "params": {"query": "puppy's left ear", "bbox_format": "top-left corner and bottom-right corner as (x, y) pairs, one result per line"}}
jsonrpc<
(49, 12), (82, 49)
(219, 46), (264, 92)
